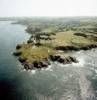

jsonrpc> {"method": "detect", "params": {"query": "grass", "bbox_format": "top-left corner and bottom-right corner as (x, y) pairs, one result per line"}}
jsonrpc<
(51, 30), (96, 48)
(16, 43), (56, 64)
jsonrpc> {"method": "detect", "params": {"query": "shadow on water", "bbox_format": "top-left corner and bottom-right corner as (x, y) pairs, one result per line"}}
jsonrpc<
(0, 78), (37, 100)
(0, 79), (18, 100)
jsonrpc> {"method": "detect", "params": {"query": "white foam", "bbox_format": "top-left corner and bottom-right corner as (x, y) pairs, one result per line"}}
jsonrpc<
(41, 65), (53, 71)
(30, 70), (36, 74)
(95, 70), (97, 74)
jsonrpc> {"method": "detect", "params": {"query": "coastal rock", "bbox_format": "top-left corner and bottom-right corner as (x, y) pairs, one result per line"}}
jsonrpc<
(32, 61), (48, 69)
(66, 57), (72, 63)
(74, 33), (87, 38)
(16, 55), (78, 70)
(27, 40), (33, 44)
(88, 44), (97, 48)
(49, 55), (56, 61)
(13, 51), (22, 56)
(43, 58), (51, 65)
(33, 61), (40, 68)
(55, 46), (79, 51)
(65, 58), (72, 64)
(57, 58), (65, 63)
(54, 55), (61, 61)
(28, 64), (34, 70)
(16, 44), (22, 49)
(23, 61), (49, 70)
(55, 44), (97, 52)
(39, 62), (48, 68)
(18, 57), (26, 63)
(24, 63), (29, 70)
(68, 56), (78, 63)
(80, 47), (89, 50)
(49, 55), (61, 62)
(80, 44), (97, 50)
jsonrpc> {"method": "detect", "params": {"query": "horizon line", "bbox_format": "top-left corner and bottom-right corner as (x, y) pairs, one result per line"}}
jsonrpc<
(0, 15), (97, 18)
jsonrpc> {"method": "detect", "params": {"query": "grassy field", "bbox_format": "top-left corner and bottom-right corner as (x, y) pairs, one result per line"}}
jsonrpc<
(46, 30), (97, 48)
(16, 43), (56, 64)
(52, 31), (90, 46)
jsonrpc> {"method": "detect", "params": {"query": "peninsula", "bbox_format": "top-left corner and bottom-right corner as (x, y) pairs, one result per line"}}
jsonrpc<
(13, 17), (97, 70)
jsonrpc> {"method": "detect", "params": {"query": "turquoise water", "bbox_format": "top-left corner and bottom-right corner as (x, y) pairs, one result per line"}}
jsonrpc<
(0, 21), (97, 100)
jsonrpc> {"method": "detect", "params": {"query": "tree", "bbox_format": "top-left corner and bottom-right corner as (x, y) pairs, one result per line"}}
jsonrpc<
(26, 26), (42, 45)
(26, 26), (41, 34)
(26, 26), (56, 46)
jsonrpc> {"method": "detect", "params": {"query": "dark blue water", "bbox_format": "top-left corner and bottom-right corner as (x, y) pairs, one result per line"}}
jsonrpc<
(0, 21), (30, 100)
(0, 21), (97, 100)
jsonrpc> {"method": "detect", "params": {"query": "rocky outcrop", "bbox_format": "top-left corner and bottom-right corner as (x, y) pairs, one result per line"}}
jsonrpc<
(55, 46), (79, 51)
(55, 44), (97, 51)
(18, 57), (26, 63)
(23, 61), (48, 70)
(49, 55), (60, 61)
(21, 55), (78, 70)
(49, 55), (78, 64)
(27, 40), (33, 44)
(68, 56), (78, 63)
(13, 51), (22, 56)
(13, 44), (97, 71)
(24, 63), (30, 70)
(16, 44), (22, 49)
(74, 33), (87, 38)
(80, 44), (97, 50)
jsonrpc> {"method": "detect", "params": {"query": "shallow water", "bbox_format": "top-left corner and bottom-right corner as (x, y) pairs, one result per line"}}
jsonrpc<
(0, 21), (97, 100)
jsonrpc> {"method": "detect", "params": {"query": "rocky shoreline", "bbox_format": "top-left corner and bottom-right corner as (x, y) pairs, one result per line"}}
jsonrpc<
(55, 44), (97, 51)
(14, 54), (78, 70)
(13, 50), (78, 70)
(13, 44), (97, 70)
